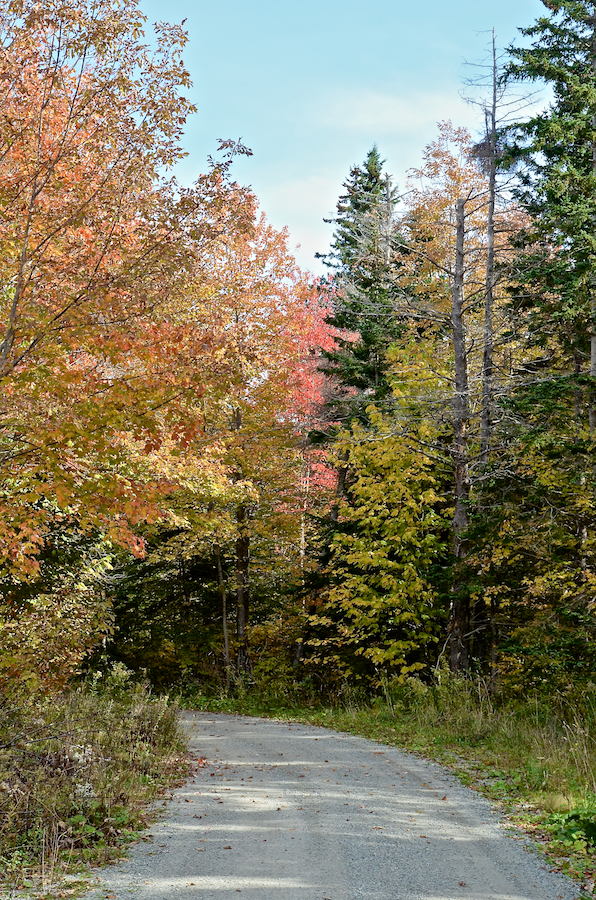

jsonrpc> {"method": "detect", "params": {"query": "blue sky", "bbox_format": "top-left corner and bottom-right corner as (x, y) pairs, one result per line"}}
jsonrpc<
(139, 0), (546, 273)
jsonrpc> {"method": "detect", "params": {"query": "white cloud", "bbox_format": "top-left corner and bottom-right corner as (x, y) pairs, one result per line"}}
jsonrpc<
(317, 87), (476, 137)
(255, 174), (338, 272)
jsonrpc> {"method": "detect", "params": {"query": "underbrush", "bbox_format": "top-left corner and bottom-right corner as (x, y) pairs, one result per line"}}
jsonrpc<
(0, 665), (185, 897)
(182, 671), (596, 893)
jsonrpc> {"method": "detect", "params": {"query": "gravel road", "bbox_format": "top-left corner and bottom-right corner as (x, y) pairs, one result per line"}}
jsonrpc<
(86, 712), (581, 900)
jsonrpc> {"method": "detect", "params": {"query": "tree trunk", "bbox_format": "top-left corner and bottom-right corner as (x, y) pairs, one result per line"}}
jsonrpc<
(215, 545), (231, 690)
(329, 454), (348, 524)
(480, 33), (498, 466)
(235, 505), (251, 674)
(489, 593), (498, 693)
(449, 198), (471, 673)
(590, 9), (596, 433)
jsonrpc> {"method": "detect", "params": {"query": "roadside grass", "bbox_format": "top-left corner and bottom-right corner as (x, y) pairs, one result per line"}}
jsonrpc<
(0, 666), (186, 898)
(181, 674), (596, 895)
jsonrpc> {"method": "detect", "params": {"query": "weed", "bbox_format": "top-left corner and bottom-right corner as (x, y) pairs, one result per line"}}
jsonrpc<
(0, 666), (185, 895)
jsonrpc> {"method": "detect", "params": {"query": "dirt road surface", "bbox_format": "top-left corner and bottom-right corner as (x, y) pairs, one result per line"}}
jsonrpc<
(85, 712), (580, 900)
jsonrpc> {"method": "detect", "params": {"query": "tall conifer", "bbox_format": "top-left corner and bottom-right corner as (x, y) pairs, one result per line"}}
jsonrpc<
(480, 0), (596, 682)
(318, 146), (402, 416)
(507, 0), (596, 398)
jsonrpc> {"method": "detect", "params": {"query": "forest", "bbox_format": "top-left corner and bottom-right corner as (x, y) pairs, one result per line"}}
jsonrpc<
(3, 0), (596, 891)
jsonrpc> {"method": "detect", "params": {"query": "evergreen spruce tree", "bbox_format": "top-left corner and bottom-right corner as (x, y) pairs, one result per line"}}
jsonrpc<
(485, 0), (596, 683)
(506, 0), (596, 397)
(318, 146), (403, 418)
(304, 148), (449, 687)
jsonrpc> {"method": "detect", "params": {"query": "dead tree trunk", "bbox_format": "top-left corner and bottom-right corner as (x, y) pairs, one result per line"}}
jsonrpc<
(480, 33), (498, 466)
(449, 198), (471, 673)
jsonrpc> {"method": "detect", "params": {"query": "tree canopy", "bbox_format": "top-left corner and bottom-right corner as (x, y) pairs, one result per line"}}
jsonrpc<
(2, 0), (596, 704)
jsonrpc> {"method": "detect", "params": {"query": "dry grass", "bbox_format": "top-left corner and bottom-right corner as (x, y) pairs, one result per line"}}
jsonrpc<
(0, 665), (185, 896)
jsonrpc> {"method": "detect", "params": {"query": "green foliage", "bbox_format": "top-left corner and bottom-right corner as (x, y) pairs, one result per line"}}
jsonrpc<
(306, 414), (449, 683)
(0, 522), (114, 691)
(320, 144), (387, 275)
(504, 0), (596, 363)
(429, 0), (596, 687)
(96, 528), (226, 689)
(549, 809), (596, 848)
(465, 374), (596, 688)
(95, 503), (306, 689)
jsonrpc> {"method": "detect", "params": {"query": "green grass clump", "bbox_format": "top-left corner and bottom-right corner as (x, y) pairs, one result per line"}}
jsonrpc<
(0, 664), (185, 896)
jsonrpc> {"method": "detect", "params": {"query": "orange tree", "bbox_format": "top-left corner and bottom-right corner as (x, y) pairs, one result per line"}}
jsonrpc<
(0, 0), (256, 688)
(100, 210), (336, 686)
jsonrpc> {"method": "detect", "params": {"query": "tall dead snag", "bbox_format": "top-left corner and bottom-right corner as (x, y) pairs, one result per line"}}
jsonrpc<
(394, 122), (513, 673)
(449, 197), (471, 672)
(480, 35), (498, 465)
